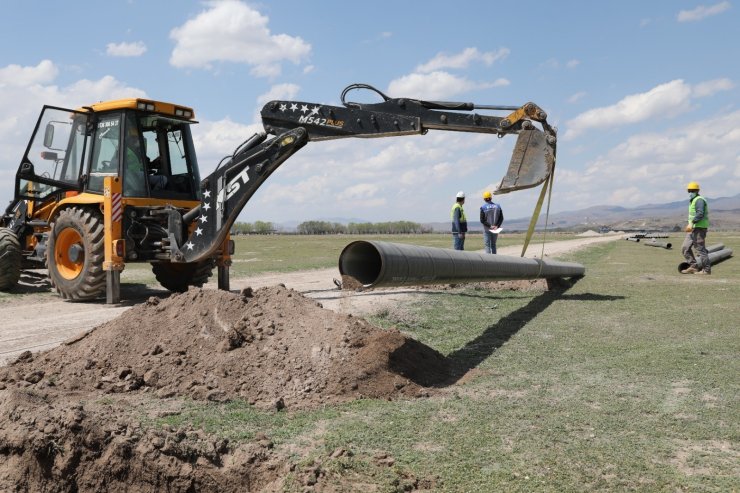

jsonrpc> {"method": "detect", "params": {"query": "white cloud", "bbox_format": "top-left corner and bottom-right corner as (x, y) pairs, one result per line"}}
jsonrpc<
(416, 47), (509, 73)
(568, 91), (586, 104)
(253, 83), (301, 122)
(387, 71), (499, 99)
(566, 78), (736, 139)
(106, 41), (147, 57)
(565, 109), (740, 207)
(191, 118), (263, 176)
(246, 130), (515, 222)
(542, 58), (581, 70)
(692, 77), (735, 97)
(256, 84), (301, 106)
(337, 183), (380, 201)
(0, 59), (57, 86)
(677, 1), (731, 22)
(565, 79), (693, 139)
(169, 1), (311, 76)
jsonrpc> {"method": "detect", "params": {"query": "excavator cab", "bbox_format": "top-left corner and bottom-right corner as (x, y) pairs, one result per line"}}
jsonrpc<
(16, 104), (201, 203)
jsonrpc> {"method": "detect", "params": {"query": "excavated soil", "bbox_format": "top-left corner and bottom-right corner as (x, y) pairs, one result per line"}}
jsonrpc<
(0, 285), (448, 492)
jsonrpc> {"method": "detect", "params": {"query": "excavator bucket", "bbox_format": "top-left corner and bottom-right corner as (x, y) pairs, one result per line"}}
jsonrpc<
(494, 128), (554, 194)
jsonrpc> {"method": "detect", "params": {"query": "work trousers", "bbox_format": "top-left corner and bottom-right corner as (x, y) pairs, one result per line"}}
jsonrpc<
(453, 233), (465, 251)
(483, 230), (498, 254)
(681, 228), (710, 272)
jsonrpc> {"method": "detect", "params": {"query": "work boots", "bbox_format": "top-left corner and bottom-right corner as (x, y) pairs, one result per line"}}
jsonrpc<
(681, 266), (698, 274)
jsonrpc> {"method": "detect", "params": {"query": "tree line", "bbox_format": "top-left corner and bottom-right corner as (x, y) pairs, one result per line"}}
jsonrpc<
(231, 221), (274, 235)
(297, 220), (432, 235)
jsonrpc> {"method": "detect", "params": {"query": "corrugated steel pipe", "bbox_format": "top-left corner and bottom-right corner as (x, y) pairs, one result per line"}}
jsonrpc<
(644, 240), (672, 249)
(677, 248), (733, 273)
(626, 237), (640, 242)
(338, 240), (585, 288)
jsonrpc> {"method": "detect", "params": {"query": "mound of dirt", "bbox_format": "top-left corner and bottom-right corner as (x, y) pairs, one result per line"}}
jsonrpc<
(0, 286), (449, 491)
(1, 285), (448, 409)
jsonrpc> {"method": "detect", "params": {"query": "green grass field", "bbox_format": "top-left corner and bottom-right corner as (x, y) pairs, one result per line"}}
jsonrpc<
(145, 233), (739, 492)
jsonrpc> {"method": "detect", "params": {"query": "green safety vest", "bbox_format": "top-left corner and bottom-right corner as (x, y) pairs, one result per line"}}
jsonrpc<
(688, 195), (709, 228)
(451, 202), (467, 222)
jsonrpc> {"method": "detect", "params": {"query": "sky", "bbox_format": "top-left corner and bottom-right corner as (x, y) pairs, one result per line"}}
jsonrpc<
(0, 0), (738, 225)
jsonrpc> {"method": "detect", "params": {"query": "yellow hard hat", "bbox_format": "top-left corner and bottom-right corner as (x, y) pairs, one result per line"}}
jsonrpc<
(483, 191), (492, 199)
(686, 181), (700, 191)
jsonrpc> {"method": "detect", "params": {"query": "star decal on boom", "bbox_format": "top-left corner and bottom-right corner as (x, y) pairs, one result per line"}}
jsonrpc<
(185, 241), (194, 250)
(203, 189), (211, 199)
(195, 227), (203, 236)
(199, 215), (208, 223)
(203, 202), (211, 211)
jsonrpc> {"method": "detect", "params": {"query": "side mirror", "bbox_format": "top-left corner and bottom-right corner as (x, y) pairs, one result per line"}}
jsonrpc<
(19, 161), (35, 177)
(43, 123), (55, 148)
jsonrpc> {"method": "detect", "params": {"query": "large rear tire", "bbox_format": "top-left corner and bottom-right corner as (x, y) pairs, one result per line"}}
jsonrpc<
(152, 259), (215, 293)
(47, 207), (106, 300)
(0, 228), (22, 291)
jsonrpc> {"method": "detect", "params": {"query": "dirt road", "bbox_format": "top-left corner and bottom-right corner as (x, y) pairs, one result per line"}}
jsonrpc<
(0, 235), (619, 365)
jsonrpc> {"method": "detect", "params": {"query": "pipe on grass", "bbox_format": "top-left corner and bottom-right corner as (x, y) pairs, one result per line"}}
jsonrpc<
(644, 241), (672, 249)
(339, 240), (585, 288)
(677, 248), (733, 273)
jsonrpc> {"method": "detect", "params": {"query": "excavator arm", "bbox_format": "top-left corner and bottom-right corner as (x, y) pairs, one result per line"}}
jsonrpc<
(261, 83), (556, 192)
(176, 84), (556, 264)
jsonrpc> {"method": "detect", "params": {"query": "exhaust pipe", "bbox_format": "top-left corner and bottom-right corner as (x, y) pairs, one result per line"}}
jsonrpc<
(678, 248), (733, 273)
(644, 240), (672, 249)
(338, 240), (585, 288)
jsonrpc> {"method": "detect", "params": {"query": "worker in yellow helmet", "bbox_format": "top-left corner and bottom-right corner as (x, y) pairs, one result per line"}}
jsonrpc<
(680, 181), (710, 275)
(480, 191), (504, 254)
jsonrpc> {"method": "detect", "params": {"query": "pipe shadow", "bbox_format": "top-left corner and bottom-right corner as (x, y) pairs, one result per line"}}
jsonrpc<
(389, 278), (626, 387)
(309, 287), (535, 302)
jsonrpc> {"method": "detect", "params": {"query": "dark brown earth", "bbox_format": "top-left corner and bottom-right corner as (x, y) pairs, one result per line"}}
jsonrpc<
(0, 285), (449, 492)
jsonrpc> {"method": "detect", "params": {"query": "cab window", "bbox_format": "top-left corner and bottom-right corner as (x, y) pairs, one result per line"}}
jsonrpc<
(86, 115), (121, 193)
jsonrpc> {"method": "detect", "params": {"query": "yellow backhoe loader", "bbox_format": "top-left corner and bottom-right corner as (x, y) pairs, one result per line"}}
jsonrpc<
(0, 83), (556, 303)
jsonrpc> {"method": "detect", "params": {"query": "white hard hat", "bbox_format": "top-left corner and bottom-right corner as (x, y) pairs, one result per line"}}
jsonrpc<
(456, 191), (465, 199)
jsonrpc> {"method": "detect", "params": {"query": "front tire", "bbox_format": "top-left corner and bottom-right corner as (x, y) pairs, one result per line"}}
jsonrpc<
(152, 259), (215, 293)
(47, 207), (106, 300)
(0, 228), (22, 291)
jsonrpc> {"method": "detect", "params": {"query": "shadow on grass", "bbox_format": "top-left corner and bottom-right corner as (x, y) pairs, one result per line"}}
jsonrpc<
(390, 278), (626, 387)
(309, 287), (535, 302)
